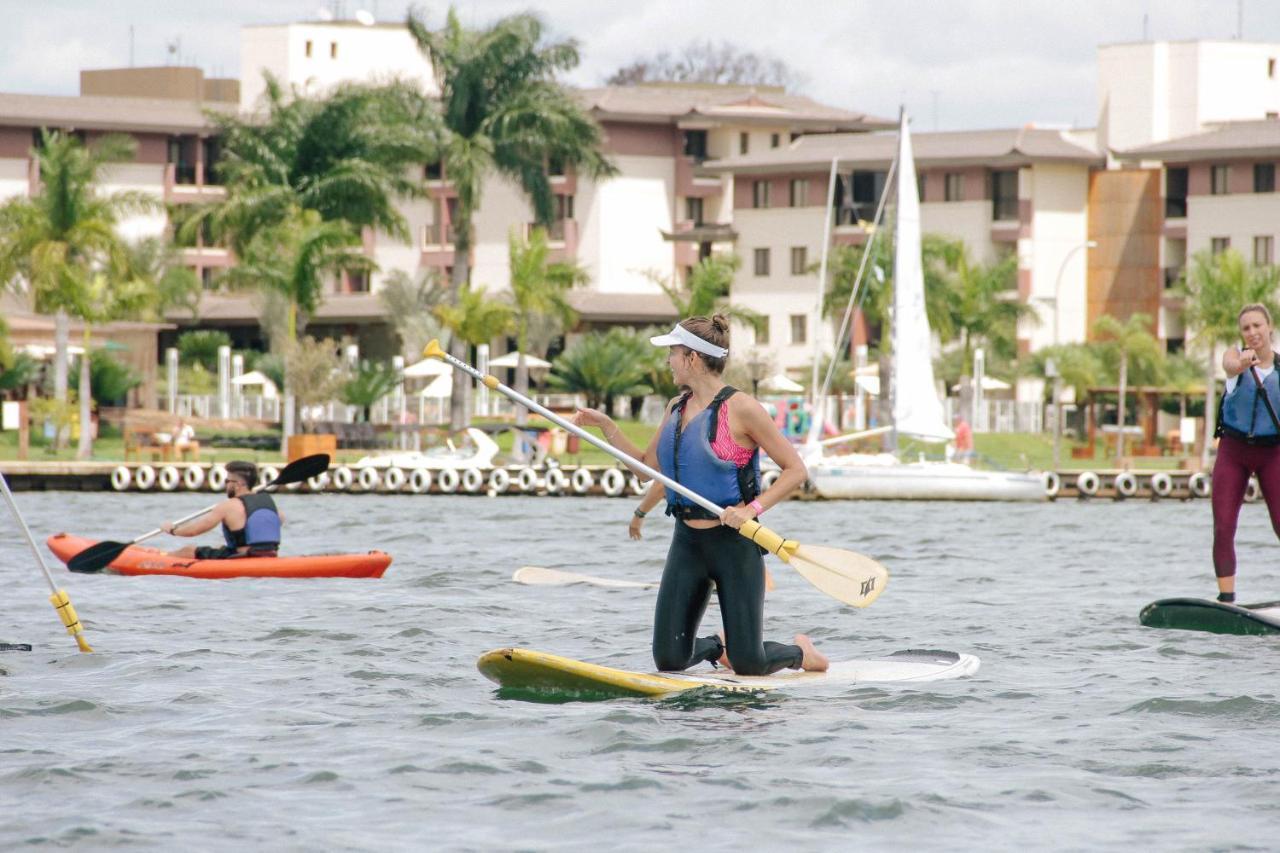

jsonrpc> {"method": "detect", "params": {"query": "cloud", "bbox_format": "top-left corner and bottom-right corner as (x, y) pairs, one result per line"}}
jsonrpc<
(2, 0), (1278, 130)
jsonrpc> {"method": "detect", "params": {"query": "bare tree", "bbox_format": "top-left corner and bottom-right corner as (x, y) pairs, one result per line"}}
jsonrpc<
(606, 40), (805, 90)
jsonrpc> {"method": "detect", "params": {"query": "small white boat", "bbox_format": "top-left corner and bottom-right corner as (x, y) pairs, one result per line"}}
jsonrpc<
(354, 427), (499, 470)
(803, 110), (1045, 502)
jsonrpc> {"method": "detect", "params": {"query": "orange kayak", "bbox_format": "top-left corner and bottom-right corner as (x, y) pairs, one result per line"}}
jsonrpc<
(46, 533), (391, 579)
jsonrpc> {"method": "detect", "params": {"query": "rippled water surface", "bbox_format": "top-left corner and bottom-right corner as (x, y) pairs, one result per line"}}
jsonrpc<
(3, 491), (1280, 850)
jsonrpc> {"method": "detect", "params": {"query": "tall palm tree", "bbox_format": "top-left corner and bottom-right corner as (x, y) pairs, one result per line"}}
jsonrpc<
(407, 7), (617, 428)
(1179, 248), (1280, 466)
(1093, 312), (1163, 464)
(0, 130), (157, 457)
(508, 227), (587, 433)
(378, 269), (448, 359)
(547, 329), (653, 411)
(946, 249), (1034, 365)
(195, 79), (438, 255)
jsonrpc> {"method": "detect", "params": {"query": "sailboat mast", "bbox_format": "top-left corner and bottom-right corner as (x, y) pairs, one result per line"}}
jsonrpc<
(809, 158), (840, 421)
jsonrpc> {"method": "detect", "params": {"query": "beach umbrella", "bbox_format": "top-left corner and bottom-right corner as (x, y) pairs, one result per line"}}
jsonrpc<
(404, 358), (453, 378)
(761, 373), (805, 393)
(487, 351), (551, 369)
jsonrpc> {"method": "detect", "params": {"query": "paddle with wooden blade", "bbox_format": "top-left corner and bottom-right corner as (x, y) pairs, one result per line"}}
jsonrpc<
(0, 471), (93, 652)
(66, 454), (331, 574)
(423, 340), (887, 607)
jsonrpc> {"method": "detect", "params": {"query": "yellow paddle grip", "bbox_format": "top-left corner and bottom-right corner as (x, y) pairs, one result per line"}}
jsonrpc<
(738, 520), (799, 563)
(50, 589), (93, 653)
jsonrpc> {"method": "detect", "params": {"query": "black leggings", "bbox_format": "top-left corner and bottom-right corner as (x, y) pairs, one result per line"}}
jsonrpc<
(652, 521), (803, 676)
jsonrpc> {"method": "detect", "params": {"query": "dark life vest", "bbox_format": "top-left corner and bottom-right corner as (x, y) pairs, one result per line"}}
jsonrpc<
(221, 492), (282, 553)
(656, 386), (761, 521)
(1216, 353), (1280, 446)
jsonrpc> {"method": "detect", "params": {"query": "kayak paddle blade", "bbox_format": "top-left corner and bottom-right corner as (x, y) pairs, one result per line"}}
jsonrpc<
(66, 540), (128, 574)
(270, 454), (330, 488)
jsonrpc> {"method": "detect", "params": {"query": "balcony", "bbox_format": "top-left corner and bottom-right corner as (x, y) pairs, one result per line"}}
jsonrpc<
(165, 163), (226, 203)
(676, 155), (723, 198)
(1164, 198), (1187, 219)
(1163, 267), (1184, 290)
(524, 219), (578, 260)
(660, 219), (737, 244)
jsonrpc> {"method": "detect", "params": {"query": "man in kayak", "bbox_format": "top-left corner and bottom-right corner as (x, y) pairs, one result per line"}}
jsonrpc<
(162, 461), (284, 559)
(576, 314), (826, 675)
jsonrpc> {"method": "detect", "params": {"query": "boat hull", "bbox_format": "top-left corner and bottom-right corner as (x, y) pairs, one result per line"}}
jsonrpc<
(810, 461), (1046, 501)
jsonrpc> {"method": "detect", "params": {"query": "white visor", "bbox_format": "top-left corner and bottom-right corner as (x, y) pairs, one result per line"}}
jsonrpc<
(649, 324), (728, 358)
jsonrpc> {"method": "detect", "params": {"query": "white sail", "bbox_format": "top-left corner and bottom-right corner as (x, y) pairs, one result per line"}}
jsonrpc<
(890, 110), (953, 443)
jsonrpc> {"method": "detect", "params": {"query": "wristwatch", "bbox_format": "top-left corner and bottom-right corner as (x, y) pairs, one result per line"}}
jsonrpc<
(633, 508), (647, 519)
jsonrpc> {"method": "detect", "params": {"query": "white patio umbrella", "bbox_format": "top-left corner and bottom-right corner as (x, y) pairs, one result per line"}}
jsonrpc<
(416, 374), (453, 398)
(487, 351), (552, 369)
(231, 370), (279, 399)
(761, 373), (805, 393)
(404, 358), (453, 378)
(950, 376), (1011, 392)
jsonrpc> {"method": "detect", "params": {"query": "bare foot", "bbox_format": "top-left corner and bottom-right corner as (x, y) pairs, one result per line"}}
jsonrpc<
(715, 631), (731, 669)
(794, 634), (829, 672)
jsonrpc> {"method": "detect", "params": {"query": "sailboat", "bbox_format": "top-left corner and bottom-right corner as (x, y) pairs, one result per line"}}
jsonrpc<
(803, 110), (1045, 501)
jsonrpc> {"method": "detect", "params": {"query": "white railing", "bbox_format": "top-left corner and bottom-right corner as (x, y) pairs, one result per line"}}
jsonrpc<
(177, 394), (282, 422)
(943, 398), (1043, 434)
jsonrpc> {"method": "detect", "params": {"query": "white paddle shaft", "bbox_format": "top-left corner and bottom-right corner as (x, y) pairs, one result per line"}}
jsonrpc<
(438, 350), (726, 517)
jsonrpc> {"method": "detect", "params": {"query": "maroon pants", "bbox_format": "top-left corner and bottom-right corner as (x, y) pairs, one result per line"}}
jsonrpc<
(1211, 434), (1280, 578)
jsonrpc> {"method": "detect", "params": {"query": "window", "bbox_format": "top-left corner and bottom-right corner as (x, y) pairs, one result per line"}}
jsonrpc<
(1165, 167), (1189, 217)
(330, 41), (338, 59)
(547, 155), (565, 177)
(424, 161), (443, 181)
(200, 267), (216, 290)
(1255, 163), (1276, 193)
(168, 136), (195, 184)
(755, 318), (770, 345)
(346, 270), (369, 293)
(789, 178), (807, 207)
(945, 172), (965, 202)
(752, 179), (771, 209)
(1256, 236), (1275, 266)
(753, 248), (771, 276)
(305, 40), (313, 58)
(843, 170), (887, 223)
(682, 130), (708, 162)
(685, 196), (704, 225)
(739, 132), (749, 155)
(1270, 57), (1277, 78)
(1211, 237), (1231, 255)
(991, 170), (1018, 221)
(202, 137), (221, 185)
(770, 133), (780, 149)
(789, 314), (807, 345)
(554, 194), (574, 220)
(790, 246), (807, 275)
(1211, 164), (1230, 195)
(917, 172), (927, 203)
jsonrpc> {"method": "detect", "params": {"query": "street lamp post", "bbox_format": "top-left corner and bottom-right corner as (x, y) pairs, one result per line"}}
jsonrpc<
(1049, 240), (1098, 470)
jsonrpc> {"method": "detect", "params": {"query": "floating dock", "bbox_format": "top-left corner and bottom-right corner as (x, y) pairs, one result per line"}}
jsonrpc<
(0, 461), (1232, 502)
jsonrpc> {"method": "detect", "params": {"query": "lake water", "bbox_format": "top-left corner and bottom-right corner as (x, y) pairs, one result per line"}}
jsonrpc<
(3, 492), (1279, 850)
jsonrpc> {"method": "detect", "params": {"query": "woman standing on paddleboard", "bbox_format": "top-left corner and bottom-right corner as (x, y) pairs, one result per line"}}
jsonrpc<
(1213, 303), (1280, 603)
(574, 315), (827, 675)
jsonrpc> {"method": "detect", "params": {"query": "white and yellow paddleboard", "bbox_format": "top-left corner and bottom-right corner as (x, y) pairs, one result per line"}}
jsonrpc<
(477, 647), (980, 700)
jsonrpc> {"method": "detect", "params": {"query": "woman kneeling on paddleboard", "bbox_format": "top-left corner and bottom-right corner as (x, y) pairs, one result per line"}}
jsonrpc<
(573, 315), (827, 675)
(1213, 303), (1280, 603)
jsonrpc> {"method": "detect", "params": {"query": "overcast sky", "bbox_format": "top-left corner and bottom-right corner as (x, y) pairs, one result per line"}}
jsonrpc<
(4, 0), (1278, 130)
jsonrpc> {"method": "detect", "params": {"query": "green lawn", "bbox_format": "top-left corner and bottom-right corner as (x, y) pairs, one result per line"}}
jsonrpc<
(0, 417), (1196, 473)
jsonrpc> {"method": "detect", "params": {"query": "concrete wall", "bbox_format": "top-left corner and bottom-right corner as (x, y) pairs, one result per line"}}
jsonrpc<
(1024, 163), (1092, 349)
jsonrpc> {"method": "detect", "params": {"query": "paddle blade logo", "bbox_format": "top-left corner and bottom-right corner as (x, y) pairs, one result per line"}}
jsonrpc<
(860, 577), (877, 597)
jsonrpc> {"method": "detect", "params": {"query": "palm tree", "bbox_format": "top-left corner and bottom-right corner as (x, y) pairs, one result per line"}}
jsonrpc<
(946, 249), (1035, 365)
(407, 8), (617, 428)
(219, 208), (374, 342)
(1093, 313), (1163, 464)
(378, 269), (448, 359)
(433, 282), (516, 365)
(822, 233), (960, 346)
(547, 329), (653, 411)
(195, 79), (437, 255)
(648, 254), (762, 333)
(0, 130), (158, 457)
(1179, 248), (1280, 466)
(508, 227), (587, 435)
(340, 361), (399, 422)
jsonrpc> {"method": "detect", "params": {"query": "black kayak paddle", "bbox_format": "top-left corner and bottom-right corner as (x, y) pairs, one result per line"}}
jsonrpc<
(66, 454), (330, 574)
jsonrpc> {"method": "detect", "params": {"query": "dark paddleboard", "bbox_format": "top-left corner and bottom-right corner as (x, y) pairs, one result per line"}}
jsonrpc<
(1139, 598), (1280, 636)
(0, 643), (32, 652)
